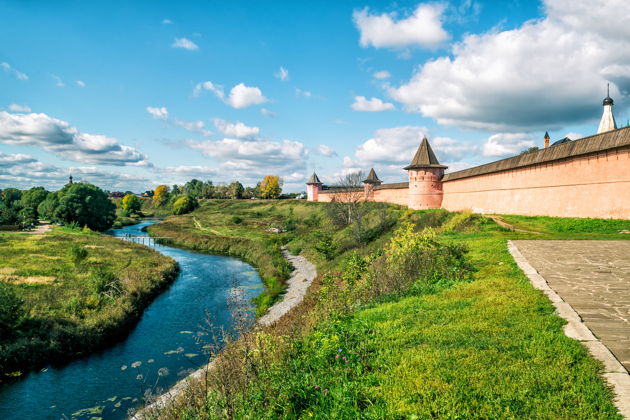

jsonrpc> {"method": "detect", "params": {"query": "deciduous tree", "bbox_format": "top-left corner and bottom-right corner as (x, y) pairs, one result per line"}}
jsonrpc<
(260, 175), (282, 199)
(121, 194), (142, 214)
(153, 185), (169, 206)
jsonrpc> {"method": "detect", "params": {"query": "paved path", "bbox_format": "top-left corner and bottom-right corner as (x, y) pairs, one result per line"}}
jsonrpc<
(510, 240), (630, 416)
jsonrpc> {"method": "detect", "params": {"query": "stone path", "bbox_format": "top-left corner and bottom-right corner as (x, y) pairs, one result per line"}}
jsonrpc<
(509, 240), (630, 416)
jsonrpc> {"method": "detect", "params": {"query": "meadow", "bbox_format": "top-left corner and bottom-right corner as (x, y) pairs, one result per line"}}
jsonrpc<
(144, 201), (628, 419)
(0, 227), (178, 380)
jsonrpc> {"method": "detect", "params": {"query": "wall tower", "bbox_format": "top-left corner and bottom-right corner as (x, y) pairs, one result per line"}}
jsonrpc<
(306, 172), (322, 201)
(362, 168), (382, 201)
(598, 84), (617, 134)
(405, 137), (447, 210)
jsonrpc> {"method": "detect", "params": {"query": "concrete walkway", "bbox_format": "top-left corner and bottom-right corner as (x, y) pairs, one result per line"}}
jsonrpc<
(509, 240), (630, 417)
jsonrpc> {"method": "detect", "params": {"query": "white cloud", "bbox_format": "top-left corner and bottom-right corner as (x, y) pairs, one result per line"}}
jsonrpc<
(283, 172), (305, 182)
(226, 83), (267, 108)
(0, 152), (151, 191)
(0, 62), (28, 80)
(316, 144), (337, 157)
(52, 75), (64, 87)
(0, 111), (149, 166)
(390, 0), (630, 131)
(162, 18), (172, 24)
(76, 80), (86, 87)
(213, 118), (260, 138)
(275, 66), (289, 81)
(146, 106), (169, 121)
(8, 104), (31, 112)
(351, 96), (395, 112)
(353, 3), (449, 49)
(174, 120), (212, 136)
(373, 70), (391, 79)
(186, 137), (307, 183)
(260, 108), (276, 117)
(172, 37), (199, 51)
(158, 165), (219, 178)
(193, 81), (267, 109)
(193, 81), (225, 99)
(295, 88), (312, 98)
(482, 133), (536, 157)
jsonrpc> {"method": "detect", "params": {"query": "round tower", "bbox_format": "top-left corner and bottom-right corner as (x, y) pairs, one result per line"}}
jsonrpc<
(306, 172), (322, 201)
(404, 136), (447, 210)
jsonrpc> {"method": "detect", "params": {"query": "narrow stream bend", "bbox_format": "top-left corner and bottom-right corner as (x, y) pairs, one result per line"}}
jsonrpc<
(0, 220), (263, 420)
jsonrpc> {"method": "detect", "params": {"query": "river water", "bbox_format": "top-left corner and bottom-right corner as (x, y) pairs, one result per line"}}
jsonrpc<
(0, 220), (262, 420)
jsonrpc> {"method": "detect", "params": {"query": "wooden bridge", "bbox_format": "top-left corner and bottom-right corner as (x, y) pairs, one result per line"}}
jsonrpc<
(122, 235), (171, 247)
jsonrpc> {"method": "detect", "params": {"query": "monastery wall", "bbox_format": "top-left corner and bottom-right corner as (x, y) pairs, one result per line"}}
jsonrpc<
(372, 185), (409, 206)
(441, 145), (630, 219)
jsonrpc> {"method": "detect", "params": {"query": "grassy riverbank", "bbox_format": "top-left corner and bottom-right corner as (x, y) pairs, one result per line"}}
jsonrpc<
(145, 202), (627, 418)
(0, 227), (178, 381)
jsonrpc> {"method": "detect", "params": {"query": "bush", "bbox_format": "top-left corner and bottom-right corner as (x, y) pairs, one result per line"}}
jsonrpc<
(314, 234), (338, 260)
(68, 245), (88, 265)
(0, 283), (24, 339)
(231, 215), (243, 224)
(172, 196), (199, 215)
(87, 266), (122, 298)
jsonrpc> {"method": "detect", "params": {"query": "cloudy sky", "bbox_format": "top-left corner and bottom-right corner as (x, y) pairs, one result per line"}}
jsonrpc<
(1, 0), (628, 192)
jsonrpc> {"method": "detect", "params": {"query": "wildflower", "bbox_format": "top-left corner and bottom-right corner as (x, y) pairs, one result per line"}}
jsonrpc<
(335, 354), (340, 360)
(337, 349), (342, 353)
(323, 388), (329, 394)
(136, 374), (143, 381)
(120, 365), (128, 371)
(158, 367), (170, 377)
(131, 361), (142, 368)
(314, 385), (320, 390)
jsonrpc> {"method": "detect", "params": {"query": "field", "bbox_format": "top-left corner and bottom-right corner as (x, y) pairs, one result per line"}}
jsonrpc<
(145, 200), (627, 419)
(0, 227), (178, 380)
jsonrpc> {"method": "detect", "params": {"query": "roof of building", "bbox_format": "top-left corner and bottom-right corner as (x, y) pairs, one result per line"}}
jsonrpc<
(544, 131), (550, 139)
(363, 168), (382, 184)
(551, 137), (572, 146)
(603, 84), (614, 106)
(374, 182), (409, 190)
(307, 172), (322, 184)
(442, 125), (630, 182)
(404, 136), (448, 170)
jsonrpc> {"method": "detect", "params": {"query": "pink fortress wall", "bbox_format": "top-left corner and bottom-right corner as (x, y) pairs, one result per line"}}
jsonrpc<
(441, 146), (630, 219)
(371, 187), (409, 206)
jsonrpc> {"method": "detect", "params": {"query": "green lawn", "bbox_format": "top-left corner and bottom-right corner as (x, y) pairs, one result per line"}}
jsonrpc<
(0, 227), (178, 380)
(145, 201), (625, 419)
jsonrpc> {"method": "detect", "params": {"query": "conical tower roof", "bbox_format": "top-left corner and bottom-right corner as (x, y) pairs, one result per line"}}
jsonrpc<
(363, 168), (382, 184)
(307, 172), (322, 184)
(404, 136), (447, 170)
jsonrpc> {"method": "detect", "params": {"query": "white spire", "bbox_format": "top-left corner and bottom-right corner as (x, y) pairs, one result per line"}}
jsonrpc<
(598, 83), (617, 134)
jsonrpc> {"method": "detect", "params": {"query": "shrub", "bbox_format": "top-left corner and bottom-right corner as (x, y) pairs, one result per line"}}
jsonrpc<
(314, 234), (338, 260)
(172, 196), (199, 215)
(0, 283), (24, 339)
(68, 245), (88, 265)
(87, 266), (122, 298)
(231, 216), (243, 224)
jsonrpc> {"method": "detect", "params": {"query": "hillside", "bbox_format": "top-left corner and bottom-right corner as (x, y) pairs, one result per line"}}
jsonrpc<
(144, 200), (627, 418)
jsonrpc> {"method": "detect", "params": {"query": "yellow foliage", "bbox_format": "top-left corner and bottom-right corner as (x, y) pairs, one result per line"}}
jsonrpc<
(260, 175), (282, 199)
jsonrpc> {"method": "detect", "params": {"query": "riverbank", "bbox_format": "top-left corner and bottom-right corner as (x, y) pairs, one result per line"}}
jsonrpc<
(134, 245), (317, 419)
(0, 226), (178, 381)
(144, 201), (626, 419)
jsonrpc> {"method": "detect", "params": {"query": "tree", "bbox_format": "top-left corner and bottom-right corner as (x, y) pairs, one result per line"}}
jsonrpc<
(228, 181), (244, 199)
(171, 184), (181, 195)
(1, 188), (22, 207)
(19, 187), (48, 218)
(172, 195), (199, 215)
(153, 185), (169, 206)
(520, 146), (540, 155)
(121, 194), (142, 214)
(260, 175), (282, 199)
(0, 202), (18, 225)
(51, 183), (116, 231)
(184, 179), (204, 198)
(0, 283), (24, 338)
(200, 181), (215, 199)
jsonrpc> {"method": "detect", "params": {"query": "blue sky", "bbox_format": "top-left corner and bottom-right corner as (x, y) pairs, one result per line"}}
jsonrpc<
(1, 0), (628, 192)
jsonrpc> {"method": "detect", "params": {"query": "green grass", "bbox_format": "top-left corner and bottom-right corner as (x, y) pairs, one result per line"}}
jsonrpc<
(498, 214), (630, 236)
(0, 227), (178, 380)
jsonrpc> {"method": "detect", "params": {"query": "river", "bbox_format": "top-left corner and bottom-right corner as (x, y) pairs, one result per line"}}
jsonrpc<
(0, 220), (263, 420)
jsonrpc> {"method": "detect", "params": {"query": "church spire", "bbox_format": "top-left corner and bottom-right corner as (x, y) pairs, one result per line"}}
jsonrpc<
(598, 83), (617, 134)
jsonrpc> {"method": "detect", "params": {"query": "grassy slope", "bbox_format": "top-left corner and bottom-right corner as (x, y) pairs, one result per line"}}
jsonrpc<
(0, 227), (178, 379)
(152, 201), (628, 418)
